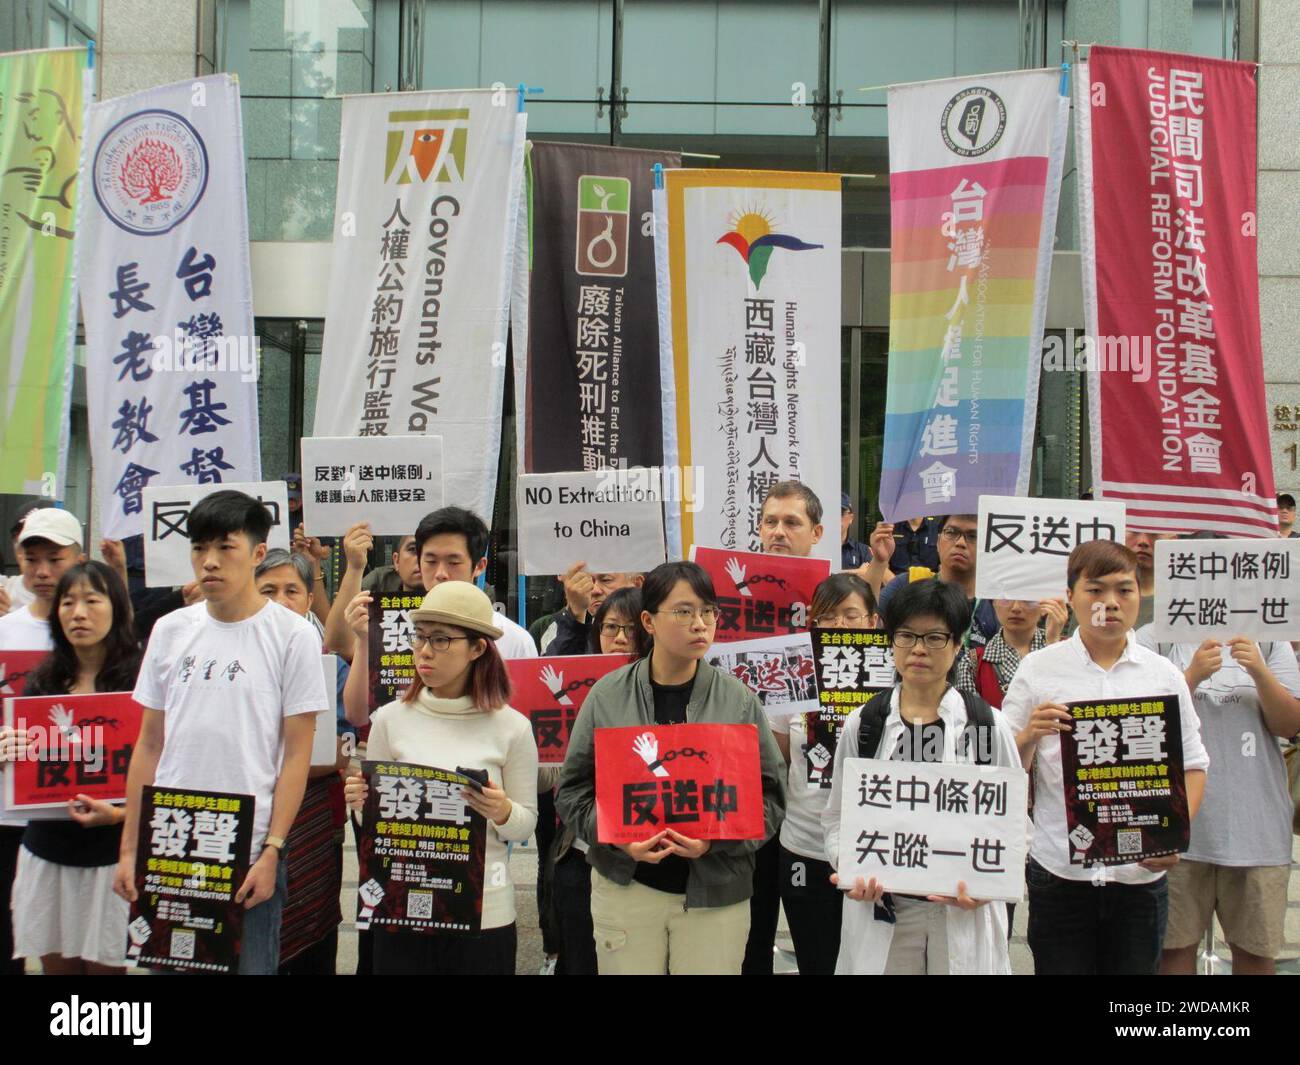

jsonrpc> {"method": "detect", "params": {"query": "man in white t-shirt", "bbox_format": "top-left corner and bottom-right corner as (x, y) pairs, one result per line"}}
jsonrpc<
(113, 490), (329, 975)
(341, 506), (537, 727)
(0, 508), (87, 651)
(1002, 540), (1209, 976)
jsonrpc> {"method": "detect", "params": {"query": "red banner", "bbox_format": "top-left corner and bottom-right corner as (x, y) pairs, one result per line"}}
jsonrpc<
(506, 654), (635, 764)
(1079, 46), (1276, 536)
(0, 651), (45, 697)
(594, 723), (765, 843)
(3, 692), (141, 810)
(690, 546), (830, 643)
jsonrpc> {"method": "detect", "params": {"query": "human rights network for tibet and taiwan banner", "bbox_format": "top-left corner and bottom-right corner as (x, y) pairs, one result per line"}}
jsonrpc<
(512, 142), (679, 475)
(655, 170), (841, 563)
(879, 69), (1068, 522)
(0, 46), (85, 498)
(314, 89), (526, 527)
(1077, 47), (1277, 536)
(79, 75), (261, 539)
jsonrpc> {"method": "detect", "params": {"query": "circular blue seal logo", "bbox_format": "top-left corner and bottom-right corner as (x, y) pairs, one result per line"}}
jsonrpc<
(92, 108), (209, 236)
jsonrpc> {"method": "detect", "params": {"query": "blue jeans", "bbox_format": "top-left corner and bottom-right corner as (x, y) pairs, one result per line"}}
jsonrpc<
(238, 851), (289, 975)
(1026, 858), (1168, 975)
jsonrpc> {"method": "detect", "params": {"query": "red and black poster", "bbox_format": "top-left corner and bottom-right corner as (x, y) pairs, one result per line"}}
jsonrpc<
(127, 785), (254, 974)
(1059, 695), (1189, 865)
(806, 628), (895, 789)
(368, 593), (419, 714)
(506, 654), (634, 764)
(690, 546), (830, 643)
(514, 142), (680, 474)
(0, 650), (44, 697)
(594, 723), (765, 844)
(356, 760), (487, 934)
(2, 692), (141, 811)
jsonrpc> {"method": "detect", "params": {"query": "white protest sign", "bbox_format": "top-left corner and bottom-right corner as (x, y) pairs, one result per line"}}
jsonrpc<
(837, 757), (1028, 903)
(301, 436), (444, 538)
(518, 470), (666, 576)
(975, 495), (1125, 601)
(142, 481), (290, 588)
(704, 632), (817, 722)
(1150, 537), (1300, 641)
(312, 655), (340, 768)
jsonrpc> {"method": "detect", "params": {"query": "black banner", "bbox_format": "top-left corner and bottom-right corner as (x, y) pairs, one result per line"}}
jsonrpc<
(520, 141), (679, 473)
(367, 593), (419, 714)
(356, 760), (488, 934)
(807, 627), (895, 787)
(127, 785), (254, 974)
(1059, 695), (1190, 865)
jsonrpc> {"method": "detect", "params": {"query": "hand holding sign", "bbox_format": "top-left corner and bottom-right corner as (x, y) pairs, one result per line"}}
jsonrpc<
(346, 592), (373, 641)
(342, 522), (374, 572)
(68, 794), (124, 828)
(869, 522), (895, 565)
(344, 772), (367, 811)
(1185, 639), (1223, 689)
(460, 779), (513, 826)
(663, 828), (711, 859)
(1226, 637), (1266, 680)
(561, 562), (595, 619)
(926, 881), (988, 910)
(832, 872), (886, 903)
(1042, 599), (1069, 643)
(618, 830), (675, 864)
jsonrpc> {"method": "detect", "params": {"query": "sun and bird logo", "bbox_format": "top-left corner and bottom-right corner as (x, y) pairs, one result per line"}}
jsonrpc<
(716, 207), (822, 289)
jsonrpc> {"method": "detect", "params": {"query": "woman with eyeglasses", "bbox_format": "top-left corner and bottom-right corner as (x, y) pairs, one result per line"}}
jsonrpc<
(769, 573), (878, 975)
(822, 579), (1022, 974)
(342, 582), (538, 975)
(555, 561), (785, 975)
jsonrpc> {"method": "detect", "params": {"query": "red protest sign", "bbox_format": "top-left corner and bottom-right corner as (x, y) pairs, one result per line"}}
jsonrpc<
(3, 692), (142, 810)
(594, 723), (765, 843)
(506, 654), (634, 764)
(690, 546), (830, 643)
(0, 651), (45, 697)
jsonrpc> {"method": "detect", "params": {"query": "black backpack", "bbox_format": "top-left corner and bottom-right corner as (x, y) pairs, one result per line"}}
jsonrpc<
(856, 685), (998, 765)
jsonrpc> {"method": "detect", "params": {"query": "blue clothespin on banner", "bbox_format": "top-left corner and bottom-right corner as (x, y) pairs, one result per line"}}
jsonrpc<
(1060, 61), (1070, 96)
(87, 39), (95, 69)
(517, 573), (527, 628)
(517, 84), (543, 112)
(653, 162), (664, 190)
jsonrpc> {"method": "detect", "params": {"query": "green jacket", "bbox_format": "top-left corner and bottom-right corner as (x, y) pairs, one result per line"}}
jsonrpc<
(555, 655), (786, 909)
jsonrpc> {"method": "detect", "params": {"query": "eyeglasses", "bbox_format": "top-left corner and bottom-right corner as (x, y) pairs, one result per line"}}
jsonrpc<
(656, 606), (719, 626)
(599, 622), (638, 639)
(813, 610), (870, 626)
(410, 631), (472, 652)
(940, 527), (979, 545)
(892, 630), (954, 650)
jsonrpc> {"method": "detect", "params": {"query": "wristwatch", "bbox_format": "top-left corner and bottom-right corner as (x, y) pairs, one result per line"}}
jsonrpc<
(263, 835), (286, 856)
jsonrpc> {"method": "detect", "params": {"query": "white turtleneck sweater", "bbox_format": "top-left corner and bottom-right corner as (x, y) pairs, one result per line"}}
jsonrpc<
(367, 690), (540, 930)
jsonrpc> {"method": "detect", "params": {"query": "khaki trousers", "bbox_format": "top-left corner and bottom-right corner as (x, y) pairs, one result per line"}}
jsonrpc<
(590, 872), (751, 975)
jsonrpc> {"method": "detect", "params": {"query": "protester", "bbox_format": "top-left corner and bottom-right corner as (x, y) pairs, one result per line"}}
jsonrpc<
(289, 524), (335, 635)
(361, 534), (425, 597)
(889, 516), (941, 574)
(839, 494), (871, 570)
(1137, 583), (1300, 975)
(285, 473), (304, 533)
(1002, 540), (1209, 976)
(2, 562), (140, 974)
(547, 586), (651, 976)
(113, 490), (330, 975)
(555, 561), (785, 975)
(955, 598), (1069, 706)
(868, 514), (998, 652)
(1277, 492), (1297, 538)
(0, 500), (56, 617)
(822, 580), (1021, 974)
(542, 564), (643, 655)
(343, 581), (539, 974)
(770, 572), (878, 975)
(254, 549), (353, 975)
(0, 508), (86, 651)
(757, 479), (823, 557)
(342, 506), (537, 727)
(1125, 530), (1172, 630)
(747, 480), (823, 973)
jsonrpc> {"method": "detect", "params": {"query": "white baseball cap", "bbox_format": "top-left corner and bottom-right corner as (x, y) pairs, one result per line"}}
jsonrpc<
(17, 508), (83, 549)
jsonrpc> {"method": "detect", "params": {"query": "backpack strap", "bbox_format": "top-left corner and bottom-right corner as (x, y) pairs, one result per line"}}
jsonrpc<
(957, 689), (998, 766)
(856, 687), (895, 759)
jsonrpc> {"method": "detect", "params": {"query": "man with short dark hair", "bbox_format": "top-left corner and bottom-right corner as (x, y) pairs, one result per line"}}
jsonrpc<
(1002, 540), (1209, 975)
(0, 508), (86, 650)
(1277, 493), (1297, 538)
(115, 490), (330, 975)
(758, 481), (823, 558)
(0, 500), (57, 616)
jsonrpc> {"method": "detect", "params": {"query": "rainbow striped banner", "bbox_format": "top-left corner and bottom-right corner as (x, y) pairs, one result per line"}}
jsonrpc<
(879, 70), (1068, 522)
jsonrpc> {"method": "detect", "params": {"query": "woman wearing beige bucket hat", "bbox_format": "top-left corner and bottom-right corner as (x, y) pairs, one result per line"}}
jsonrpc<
(343, 581), (539, 974)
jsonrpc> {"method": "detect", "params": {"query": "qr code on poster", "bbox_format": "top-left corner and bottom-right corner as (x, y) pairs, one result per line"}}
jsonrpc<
(1117, 829), (1143, 856)
(170, 928), (196, 960)
(407, 890), (433, 920)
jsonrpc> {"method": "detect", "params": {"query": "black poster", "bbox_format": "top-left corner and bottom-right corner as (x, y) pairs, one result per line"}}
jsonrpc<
(127, 785), (255, 974)
(806, 627), (895, 788)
